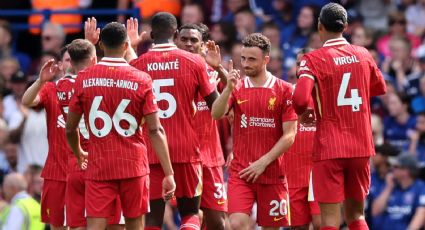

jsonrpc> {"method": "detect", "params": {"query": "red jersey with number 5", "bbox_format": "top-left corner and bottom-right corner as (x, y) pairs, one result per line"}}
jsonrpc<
(130, 44), (216, 164)
(297, 38), (387, 161)
(69, 57), (158, 180)
(56, 74), (90, 172)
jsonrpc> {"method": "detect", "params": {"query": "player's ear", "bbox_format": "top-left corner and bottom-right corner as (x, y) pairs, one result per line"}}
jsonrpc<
(264, 55), (270, 65)
(343, 22), (348, 33)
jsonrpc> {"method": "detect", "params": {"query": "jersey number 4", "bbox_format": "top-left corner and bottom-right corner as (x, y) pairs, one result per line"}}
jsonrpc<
(337, 72), (362, 112)
(89, 96), (137, 137)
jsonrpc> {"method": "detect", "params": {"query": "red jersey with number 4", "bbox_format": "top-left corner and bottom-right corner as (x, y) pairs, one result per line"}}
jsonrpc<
(56, 75), (90, 172)
(37, 82), (68, 181)
(194, 64), (224, 167)
(284, 96), (315, 188)
(297, 38), (387, 161)
(229, 75), (297, 184)
(69, 57), (158, 180)
(131, 44), (216, 164)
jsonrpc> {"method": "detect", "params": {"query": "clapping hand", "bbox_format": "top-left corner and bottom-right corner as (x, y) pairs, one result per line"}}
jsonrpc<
(126, 17), (147, 50)
(84, 17), (100, 45)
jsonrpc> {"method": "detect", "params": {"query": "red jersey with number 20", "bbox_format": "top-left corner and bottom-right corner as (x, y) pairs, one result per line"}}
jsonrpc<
(130, 44), (216, 164)
(69, 57), (158, 180)
(37, 82), (68, 181)
(297, 38), (387, 161)
(56, 75), (90, 172)
(230, 74), (297, 184)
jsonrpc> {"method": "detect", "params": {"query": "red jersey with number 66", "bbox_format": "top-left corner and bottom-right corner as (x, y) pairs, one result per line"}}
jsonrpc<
(297, 38), (386, 161)
(130, 44), (216, 164)
(69, 57), (158, 180)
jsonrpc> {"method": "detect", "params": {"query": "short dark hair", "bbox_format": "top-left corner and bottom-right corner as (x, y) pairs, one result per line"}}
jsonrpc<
(68, 39), (96, 64)
(60, 44), (70, 60)
(100, 22), (127, 49)
(196, 23), (210, 42)
(319, 3), (347, 33)
(151, 12), (178, 40)
(242, 33), (271, 54)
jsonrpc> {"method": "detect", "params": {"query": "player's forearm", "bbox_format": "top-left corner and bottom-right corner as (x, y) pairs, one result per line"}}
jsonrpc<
(261, 122), (297, 165)
(371, 186), (393, 216)
(215, 65), (228, 86)
(65, 128), (82, 159)
(125, 45), (138, 62)
(211, 87), (231, 119)
(407, 207), (425, 230)
(293, 77), (314, 115)
(149, 127), (174, 176)
(22, 79), (43, 107)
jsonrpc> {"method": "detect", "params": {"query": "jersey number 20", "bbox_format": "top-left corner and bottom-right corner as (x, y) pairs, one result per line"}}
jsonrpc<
(337, 72), (362, 112)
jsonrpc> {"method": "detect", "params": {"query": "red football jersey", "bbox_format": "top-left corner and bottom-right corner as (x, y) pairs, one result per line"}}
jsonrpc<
(229, 75), (297, 184)
(37, 82), (68, 181)
(297, 38), (387, 161)
(131, 44), (216, 164)
(56, 74), (90, 172)
(69, 57), (158, 180)
(284, 114), (315, 188)
(194, 64), (225, 167)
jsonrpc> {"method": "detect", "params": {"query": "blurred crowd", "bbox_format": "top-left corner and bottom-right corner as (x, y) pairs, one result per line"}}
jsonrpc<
(0, 0), (424, 229)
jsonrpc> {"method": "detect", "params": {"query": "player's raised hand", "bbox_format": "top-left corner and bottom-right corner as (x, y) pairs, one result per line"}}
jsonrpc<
(239, 158), (268, 183)
(126, 17), (147, 50)
(225, 60), (240, 91)
(39, 59), (60, 83)
(205, 40), (222, 69)
(84, 17), (100, 45)
(298, 107), (316, 127)
(162, 174), (176, 201)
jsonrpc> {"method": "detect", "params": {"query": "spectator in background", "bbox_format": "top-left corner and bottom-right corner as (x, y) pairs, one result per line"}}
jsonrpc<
(0, 119), (12, 175)
(270, 0), (296, 46)
(384, 93), (417, 151)
(367, 143), (399, 229)
(267, 49), (284, 79)
(261, 22), (281, 49)
(209, 21), (237, 58)
(0, 21), (30, 74)
(408, 112), (425, 167)
(181, 3), (205, 25)
(372, 113), (385, 146)
(350, 25), (374, 48)
(0, 57), (20, 96)
(411, 76), (425, 114)
(382, 36), (416, 94)
(377, 11), (421, 58)
(2, 71), (26, 130)
(356, 0), (392, 32)
(371, 154), (425, 230)
(282, 4), (319, 70)
(3, 139), (17, 172)
(221, 0), (249, 22)
(41, 23), (66, 57)
(306, 32), (322, 49)
(230, 42), (243, 73)
(0, 173), (44, 229)
(24, 164), (43, 203)
(234, 8), (259, 40)
(405, 0), (425, 37)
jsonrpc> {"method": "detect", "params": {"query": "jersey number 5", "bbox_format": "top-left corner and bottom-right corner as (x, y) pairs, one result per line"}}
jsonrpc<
(153, 79), (177, 119)
(337, 72), (362, 112)
(89, 96), (137, 137)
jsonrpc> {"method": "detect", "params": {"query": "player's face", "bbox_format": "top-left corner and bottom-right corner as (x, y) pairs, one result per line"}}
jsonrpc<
(59, 51), (72, 75)
(177, 29), (203, 54)
(240, 46), (269, 77)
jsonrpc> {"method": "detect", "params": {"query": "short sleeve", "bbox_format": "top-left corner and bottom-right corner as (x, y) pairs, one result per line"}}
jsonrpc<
(195, 57), (215, 98)
(297, 54), (318, 82)
(37, 83), (51, 107)
(282, 85), (298, 122)
(68, 76), (84, 115)
(369, 56), (387, 97)
(142, 77), (158, 116)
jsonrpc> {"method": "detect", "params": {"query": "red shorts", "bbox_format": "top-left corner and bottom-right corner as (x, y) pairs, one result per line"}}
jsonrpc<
(312, 157), (370, 203)
(41, 179), (66, 227)
(86, 176), (149, 219)
(66, 171), (123, 227)
(201, 166), (227, 212)
(150, 162), (202, 200)
(228, 176), (290, 227)
(285, 187), (321, 227)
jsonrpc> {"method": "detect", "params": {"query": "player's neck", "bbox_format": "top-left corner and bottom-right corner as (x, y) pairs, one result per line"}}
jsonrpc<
(322, 33), (344, 44)
(249, 70), (268, 87)
(153, 38), (175, 45)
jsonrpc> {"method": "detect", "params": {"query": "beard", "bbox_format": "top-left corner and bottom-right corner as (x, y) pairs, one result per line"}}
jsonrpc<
(244, 67), (260, 77)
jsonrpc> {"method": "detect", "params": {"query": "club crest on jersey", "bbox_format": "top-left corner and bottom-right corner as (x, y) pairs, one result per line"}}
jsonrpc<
(240, 114), (248, 128)
(268, 97), (276, 110)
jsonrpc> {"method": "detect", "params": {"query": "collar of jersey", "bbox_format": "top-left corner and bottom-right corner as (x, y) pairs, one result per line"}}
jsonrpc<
(323, 37), (349, 47)
(244, 72), (276, 88)
(151, 43), (178, 51)
(98, 57), (129, 67)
